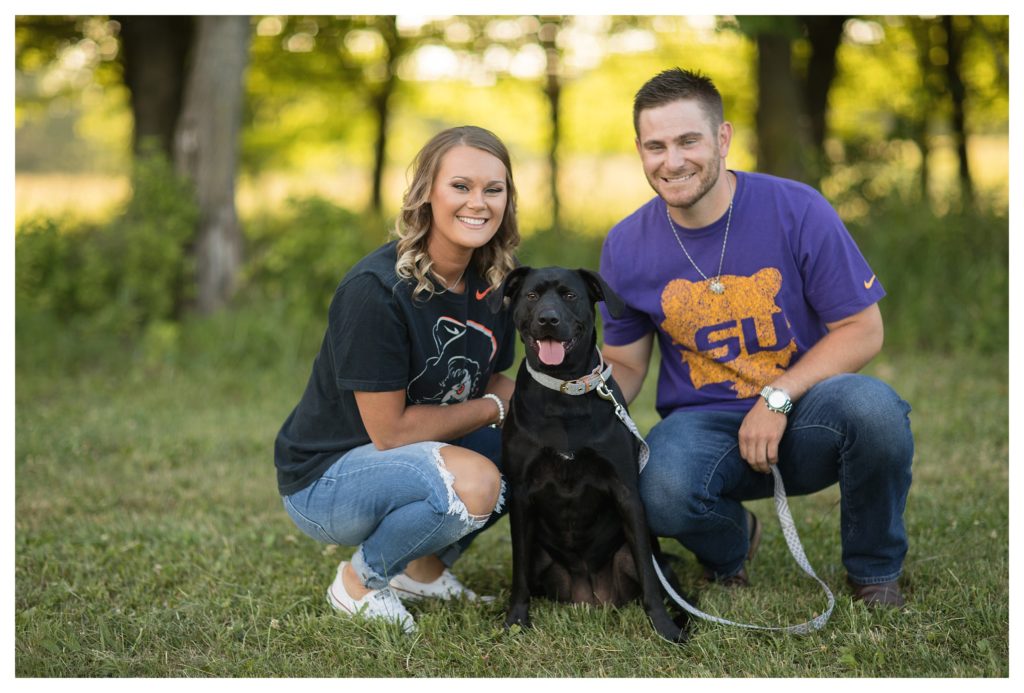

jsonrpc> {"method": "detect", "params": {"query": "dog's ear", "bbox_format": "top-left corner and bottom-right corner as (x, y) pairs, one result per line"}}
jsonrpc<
(488, 266), (532, 313)
(576, 268), (625, 318)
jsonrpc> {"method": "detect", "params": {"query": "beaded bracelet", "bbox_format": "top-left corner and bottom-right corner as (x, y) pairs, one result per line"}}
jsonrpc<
(482, 393), (505, 428)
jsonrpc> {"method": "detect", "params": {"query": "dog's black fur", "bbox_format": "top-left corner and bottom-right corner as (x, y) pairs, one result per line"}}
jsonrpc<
(489, 266), (689, 643)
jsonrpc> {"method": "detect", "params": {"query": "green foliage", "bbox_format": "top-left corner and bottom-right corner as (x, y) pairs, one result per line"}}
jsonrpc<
(15, 150), (198, 337)
(18, 192), (1007, 357)
(519, 226), (604, 271)
(240, 195), (391, 319)
(849, 200), (1007, 354)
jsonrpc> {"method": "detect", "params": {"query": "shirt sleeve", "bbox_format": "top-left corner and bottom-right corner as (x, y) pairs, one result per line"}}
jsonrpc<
(599, 228), (655, 346)
(797, 195), (886, 323)
(327, 273), (411, 392)
(494, 310), (516, 373)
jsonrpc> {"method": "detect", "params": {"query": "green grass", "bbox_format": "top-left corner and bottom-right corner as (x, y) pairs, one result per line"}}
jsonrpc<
(15, 322), (1008, 676)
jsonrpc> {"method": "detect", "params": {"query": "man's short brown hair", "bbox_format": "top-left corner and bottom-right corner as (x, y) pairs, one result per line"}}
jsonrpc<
(633, 68), (724, 136)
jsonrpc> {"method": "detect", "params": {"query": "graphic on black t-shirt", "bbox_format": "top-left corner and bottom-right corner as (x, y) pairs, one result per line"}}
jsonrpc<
(408, 316), (498, 404)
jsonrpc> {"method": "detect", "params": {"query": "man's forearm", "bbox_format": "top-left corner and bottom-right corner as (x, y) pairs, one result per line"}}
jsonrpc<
(610, 361), (647, 404)
(602, 333), (655, 404)
(770, 304), (883, 402)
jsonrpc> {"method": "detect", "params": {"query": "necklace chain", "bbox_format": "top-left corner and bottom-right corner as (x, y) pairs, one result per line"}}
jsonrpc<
(665, 173), (734, 294)
(432, 265), (467, 294)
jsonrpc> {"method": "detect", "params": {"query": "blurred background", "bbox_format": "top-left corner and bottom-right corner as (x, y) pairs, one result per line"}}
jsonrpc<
(12, 15), (1011, 677)
(14, 13), (1008, 368)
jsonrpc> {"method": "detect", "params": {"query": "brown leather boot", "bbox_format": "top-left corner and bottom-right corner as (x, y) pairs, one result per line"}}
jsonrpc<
(848, 577), (906, 608)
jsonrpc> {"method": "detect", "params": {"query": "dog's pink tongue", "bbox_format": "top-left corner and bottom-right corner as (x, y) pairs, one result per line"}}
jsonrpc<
(537, 339), (566, 366)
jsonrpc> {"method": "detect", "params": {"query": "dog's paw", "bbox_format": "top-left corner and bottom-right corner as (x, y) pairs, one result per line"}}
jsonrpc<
(504, 605), (532, 631)
(654, 622), (689, 645)
(652, 613), (690, 645)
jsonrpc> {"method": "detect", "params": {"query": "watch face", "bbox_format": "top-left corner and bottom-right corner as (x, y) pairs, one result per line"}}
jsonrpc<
(768, 391), (788, 408)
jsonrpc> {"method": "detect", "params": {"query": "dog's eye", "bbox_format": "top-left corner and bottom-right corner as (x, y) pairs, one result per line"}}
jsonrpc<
(563, 291), (577, 300)
(526, 292), (539, 301)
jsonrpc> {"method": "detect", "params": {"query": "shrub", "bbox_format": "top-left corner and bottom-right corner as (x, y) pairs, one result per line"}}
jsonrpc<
(15, 150), (198, 338)
(849, 201), (1008, 354)
(239, 196), (390, 319)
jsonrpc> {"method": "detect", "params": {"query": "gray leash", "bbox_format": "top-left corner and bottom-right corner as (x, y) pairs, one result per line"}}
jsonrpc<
(526, 356), (835, 633)
(597, 376), (835, 634)
(652, 464), (835, 634)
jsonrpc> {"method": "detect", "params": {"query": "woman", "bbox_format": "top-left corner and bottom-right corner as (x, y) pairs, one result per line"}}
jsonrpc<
(274, 126), (519, 633)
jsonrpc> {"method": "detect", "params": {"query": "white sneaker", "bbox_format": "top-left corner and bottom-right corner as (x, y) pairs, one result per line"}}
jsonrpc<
(389, 568), (482, 601)
(326, 562), (416, 634)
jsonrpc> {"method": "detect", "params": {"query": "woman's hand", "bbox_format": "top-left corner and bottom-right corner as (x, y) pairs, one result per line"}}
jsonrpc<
(355, 370), (515, 450)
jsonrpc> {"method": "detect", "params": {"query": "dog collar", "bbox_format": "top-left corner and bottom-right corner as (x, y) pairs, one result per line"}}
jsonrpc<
(524, 347), (648, 473)
(524, 350), (613, 396)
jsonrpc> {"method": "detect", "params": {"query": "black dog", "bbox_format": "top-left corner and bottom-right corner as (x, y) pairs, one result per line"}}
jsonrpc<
(489, 266), (689, 643)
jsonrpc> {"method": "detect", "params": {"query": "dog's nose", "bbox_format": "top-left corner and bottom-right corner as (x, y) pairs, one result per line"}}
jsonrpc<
(537, 309), (560, 326)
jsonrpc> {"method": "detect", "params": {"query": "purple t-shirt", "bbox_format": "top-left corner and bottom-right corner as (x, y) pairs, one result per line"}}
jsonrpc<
(599, 171), (884, 417)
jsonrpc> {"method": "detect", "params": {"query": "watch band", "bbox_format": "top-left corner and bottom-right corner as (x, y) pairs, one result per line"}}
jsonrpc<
(760, 385), (793, 414)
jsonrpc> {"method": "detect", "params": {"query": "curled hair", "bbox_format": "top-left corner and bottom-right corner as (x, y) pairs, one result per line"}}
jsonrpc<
(633, 68), (724, 136)
(393, 125), (520, 299)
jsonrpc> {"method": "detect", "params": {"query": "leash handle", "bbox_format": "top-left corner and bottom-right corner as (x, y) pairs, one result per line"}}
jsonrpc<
(653, 465), (835, 634)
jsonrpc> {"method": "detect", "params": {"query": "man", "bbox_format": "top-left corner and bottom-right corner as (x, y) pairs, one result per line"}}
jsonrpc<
(599, 68), (913, 608)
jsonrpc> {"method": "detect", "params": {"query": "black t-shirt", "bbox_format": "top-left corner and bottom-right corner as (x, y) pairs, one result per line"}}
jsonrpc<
(274, 241), (516, 495)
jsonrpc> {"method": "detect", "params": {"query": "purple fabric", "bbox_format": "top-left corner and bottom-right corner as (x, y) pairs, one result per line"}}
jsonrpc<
(599, 171), (885, 417)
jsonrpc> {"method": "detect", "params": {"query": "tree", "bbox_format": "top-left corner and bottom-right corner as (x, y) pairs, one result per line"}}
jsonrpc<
(801, 16), (847, 165)
(244, 16), (412, 215)
(173, 16), (251, 314)
(537, 16), (565, 228)
(367, 16), (406, 215)
(906, 15), (974, 209)
(906, 16), (945, 203)
(943, 15), (973, 208)
(115, 16), (193, 158)
(16, 15), (252, 315)
(750, 19), (809, 183)
(734, 16), (848, 187)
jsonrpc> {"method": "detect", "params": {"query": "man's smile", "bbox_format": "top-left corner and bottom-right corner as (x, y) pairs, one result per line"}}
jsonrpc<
(661, 172), (696, 183)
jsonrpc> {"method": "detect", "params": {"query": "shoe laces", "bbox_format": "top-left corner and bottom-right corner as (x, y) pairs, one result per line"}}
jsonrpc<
(367, 588), (415, 631)
(370, 587), (407, 613)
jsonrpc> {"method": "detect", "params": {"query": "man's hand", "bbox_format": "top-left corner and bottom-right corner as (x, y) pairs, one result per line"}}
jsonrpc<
(737, 303), (884, 474)
(738, 401), (788, 474)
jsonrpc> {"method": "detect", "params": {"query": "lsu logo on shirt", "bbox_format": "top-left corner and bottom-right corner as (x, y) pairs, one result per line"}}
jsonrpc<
(660, 267), (796, 398)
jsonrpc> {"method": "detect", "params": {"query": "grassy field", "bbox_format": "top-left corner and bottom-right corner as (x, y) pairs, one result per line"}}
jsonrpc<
(14, 314), (1008, 677)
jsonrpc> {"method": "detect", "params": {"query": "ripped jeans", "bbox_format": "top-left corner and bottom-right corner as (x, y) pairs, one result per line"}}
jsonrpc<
(282, 426), (505, 590)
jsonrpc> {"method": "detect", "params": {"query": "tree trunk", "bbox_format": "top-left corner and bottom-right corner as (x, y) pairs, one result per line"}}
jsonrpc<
(539, 19), (562, 228)
(914, 127), (930, 204)
(544, 66), (561, 229)
(369, 16), (401, 215)
(910, 16), (941, 205)
(174, 16), (250, 315)
(943, 15), (974, 208)
(115, 16), (193, 158)
(801, 16), (847, 186)
(755, 32), (811, 182)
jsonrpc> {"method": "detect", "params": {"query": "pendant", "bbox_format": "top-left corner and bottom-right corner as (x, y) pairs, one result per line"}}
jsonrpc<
(709, 279), (725, 294)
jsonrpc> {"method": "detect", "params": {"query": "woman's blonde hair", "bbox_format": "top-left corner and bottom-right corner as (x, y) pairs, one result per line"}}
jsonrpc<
(393, 125), (519, 298)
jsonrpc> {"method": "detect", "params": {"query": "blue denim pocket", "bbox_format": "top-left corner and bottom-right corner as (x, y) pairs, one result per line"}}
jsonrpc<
(283, 493), (336, 544)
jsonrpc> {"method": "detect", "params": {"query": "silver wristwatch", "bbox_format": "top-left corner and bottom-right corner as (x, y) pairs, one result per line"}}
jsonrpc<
(760, 385), (793, 414)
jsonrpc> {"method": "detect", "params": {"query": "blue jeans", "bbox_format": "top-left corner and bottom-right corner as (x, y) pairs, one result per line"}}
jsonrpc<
(282, 426), (505, 590)
(639, 374), (913, 585)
